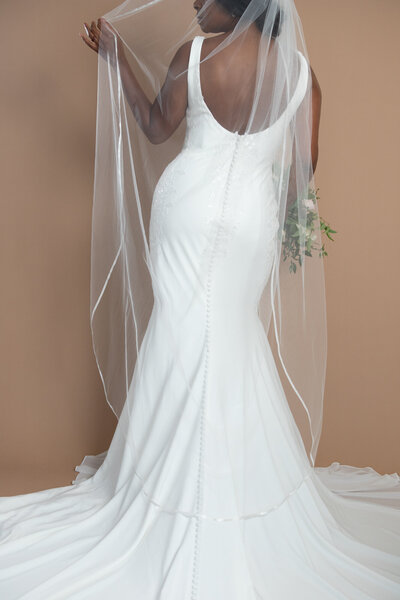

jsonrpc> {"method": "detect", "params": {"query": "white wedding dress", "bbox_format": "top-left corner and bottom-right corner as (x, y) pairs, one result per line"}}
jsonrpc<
(0, 36), (399, 599)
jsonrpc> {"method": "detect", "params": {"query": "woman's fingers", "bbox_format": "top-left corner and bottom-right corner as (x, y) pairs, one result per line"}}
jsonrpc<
(80, 30), (98, 52)
(80, 17), (119, 58)
(90, 20), (101, 41)
(84, 21), (97, 43)
(83, 22), (94, 40)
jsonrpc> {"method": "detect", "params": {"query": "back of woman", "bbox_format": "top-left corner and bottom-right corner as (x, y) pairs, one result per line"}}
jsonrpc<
(197, 33), (279, 134)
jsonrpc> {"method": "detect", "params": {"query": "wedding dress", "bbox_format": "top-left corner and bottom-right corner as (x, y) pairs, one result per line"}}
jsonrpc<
(0, 33), (399, 600)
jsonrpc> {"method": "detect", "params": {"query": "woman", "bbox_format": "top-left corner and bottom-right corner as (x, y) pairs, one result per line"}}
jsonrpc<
(0, 0), (399, 598)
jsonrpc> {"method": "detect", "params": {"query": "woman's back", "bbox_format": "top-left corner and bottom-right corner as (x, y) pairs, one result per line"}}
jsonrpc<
(197, 32), (279, 134)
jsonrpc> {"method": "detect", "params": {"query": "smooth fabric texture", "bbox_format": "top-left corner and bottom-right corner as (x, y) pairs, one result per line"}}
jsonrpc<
(89, 0), (329, 466)
(0, 36), (399, 599)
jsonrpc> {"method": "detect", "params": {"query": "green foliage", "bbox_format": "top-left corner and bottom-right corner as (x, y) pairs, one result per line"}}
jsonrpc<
(281, 187), (336, 274)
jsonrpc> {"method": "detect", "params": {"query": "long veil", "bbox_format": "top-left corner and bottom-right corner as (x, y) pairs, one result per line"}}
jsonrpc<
(89, 0), (326, 498)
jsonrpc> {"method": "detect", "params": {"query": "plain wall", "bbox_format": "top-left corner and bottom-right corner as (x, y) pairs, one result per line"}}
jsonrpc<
(0, 0), (399, 494)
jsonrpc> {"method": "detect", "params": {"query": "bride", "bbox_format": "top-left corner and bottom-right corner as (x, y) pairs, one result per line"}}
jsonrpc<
(1, 0), (399, 598)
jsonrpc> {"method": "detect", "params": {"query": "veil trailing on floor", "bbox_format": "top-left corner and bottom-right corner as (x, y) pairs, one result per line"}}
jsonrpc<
(3, 5), (400, 599)
(91, 0), (326, 469)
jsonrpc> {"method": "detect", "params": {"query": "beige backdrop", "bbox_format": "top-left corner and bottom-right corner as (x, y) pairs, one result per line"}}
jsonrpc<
(1, 0), (399, 495)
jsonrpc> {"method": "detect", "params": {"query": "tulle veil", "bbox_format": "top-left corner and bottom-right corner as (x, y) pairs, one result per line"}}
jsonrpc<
(90, 0), (326, 476)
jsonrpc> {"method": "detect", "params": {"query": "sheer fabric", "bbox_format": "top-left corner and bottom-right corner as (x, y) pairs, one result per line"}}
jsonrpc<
(0, 1), (399, 598)
(91, 0), (325, 468)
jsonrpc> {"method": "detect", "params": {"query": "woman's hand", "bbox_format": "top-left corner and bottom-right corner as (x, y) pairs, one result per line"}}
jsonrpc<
(80, 20), (189, 144)
(80, 18), (126, 65)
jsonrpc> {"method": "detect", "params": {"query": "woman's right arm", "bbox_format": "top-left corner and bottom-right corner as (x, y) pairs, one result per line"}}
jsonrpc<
(80, 19), (191, 144)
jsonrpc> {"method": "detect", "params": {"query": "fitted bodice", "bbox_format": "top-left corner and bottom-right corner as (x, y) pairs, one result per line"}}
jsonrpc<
(149, 36), (310, 320)
(183, 35), (310, 167)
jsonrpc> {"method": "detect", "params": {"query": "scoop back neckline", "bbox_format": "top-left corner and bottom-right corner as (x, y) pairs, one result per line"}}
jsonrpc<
(194, 35), (307, 138)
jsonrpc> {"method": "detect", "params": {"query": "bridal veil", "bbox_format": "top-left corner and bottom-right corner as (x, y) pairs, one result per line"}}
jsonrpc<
(90, 0), (326, 470)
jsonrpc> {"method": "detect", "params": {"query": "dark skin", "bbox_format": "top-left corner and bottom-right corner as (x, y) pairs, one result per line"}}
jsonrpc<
(80, 1), (321, 170)
(310, 66), (322, 173)
(80, 17), (192, 144)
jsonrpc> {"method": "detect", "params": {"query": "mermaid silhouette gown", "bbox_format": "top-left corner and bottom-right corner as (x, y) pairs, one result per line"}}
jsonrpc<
(0, 36), (399, 599)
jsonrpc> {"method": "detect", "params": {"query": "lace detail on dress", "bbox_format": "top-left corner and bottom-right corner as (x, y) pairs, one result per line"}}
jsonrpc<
(149, 159), (185, 253)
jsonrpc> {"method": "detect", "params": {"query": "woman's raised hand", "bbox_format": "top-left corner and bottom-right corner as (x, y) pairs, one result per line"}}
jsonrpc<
(80, 19), (101, 54)
(80, 18), (125, 63)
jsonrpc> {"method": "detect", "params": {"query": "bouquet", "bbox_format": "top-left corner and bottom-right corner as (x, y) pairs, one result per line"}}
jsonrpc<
(282, 187), (336, 274)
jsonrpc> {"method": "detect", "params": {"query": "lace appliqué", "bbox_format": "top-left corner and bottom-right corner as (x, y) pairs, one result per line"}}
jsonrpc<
(150, 159), (185, 253)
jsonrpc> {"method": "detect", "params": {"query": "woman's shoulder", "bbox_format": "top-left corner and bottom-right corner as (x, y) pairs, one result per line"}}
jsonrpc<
(167, 39), (193, 74)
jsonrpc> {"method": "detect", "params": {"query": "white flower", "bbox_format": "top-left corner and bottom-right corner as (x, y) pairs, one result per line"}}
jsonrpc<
(296, 223), (308, 237)
(303, 198), (316, 211)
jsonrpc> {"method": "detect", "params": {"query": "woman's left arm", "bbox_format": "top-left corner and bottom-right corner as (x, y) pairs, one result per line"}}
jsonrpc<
(80, 18), (191, 144)
(310, 66), (322, 173)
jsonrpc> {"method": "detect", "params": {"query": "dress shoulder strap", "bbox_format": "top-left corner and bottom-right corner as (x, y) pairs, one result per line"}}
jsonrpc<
(187, 35), (205, 109)
(282, 51), (310, 123)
